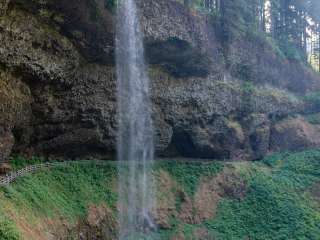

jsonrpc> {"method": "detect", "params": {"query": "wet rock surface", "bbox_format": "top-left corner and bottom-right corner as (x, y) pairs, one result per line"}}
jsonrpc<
(0, 0), (319, 161)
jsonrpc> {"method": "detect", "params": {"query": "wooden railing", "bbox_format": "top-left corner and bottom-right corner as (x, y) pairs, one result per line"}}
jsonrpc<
(0, 162), (62, 186)
(0, 159), (218, 187)
(0, 160), (113, 187)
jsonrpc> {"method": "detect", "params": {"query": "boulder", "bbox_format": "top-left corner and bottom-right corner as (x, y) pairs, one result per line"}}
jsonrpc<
(270, 116), (320, 152)
(0, 162), (12, 174)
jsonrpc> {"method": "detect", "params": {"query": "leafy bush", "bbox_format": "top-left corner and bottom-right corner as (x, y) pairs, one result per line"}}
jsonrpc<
(0, 217), (20, 240)
(277, 40), (306, 62)
(241, 81), (255, 93)
(263, 149), (320, 177)
(205, 173), (320, 240)
(304, 92), (320, 108)
(10, 155), (45, 170)
(204, 150), (320, 240)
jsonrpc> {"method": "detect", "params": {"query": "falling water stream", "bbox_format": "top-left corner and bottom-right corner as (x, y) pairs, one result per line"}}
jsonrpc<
(116, 0), (156, 239)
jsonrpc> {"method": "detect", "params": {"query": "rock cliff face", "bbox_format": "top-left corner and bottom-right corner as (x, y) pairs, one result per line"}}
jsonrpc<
(0, 0), (320, 162)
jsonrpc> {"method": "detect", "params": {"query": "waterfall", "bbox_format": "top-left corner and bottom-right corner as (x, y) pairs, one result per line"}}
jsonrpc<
(116, 0), (156, 239)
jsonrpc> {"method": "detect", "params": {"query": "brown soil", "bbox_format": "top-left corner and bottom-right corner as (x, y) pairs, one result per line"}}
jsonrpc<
(179, 167), (247, 224)
(74, 204), (117, 240)
(155, 170), (179, 229)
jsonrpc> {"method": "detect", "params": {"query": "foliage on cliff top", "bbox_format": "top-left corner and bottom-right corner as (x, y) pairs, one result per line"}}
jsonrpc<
(186, 0), (319, 71)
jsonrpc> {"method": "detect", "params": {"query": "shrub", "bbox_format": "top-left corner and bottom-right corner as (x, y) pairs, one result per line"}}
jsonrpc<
(0, 217), (20, 240)
(204, 150), (320, 239)
(304, 92), (320, 109)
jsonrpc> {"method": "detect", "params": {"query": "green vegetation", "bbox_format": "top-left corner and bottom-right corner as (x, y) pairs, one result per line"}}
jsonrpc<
(3, 163), (117, 220)
(305, 113), (320, 125)
(263, 150), (320, 188)
(1, 151), (320, 239)
(0, 217), (20, 240)
(0, 162), (117, 239)
(204, 150), (320, 240)
(277, 40), (306, 62)
(158, 161), (223, 196)
(206, 173), (320, 239)
(105, 0), (116, 12)
(158, 150), (320, 239)
(9, 156), (45, 170)
(304, 92), (320, 108)
(241, 81), (255, 93)
(183, 0), (320, 71)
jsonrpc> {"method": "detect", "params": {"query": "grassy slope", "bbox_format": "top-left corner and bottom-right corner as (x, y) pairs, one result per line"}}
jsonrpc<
(205, 151), (320, 240)
(0, 162), (118, 239)
(0, 150), (320, 240)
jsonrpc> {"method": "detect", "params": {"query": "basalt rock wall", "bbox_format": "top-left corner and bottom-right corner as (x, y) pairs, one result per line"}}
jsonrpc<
(0, 0), (320, 162)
